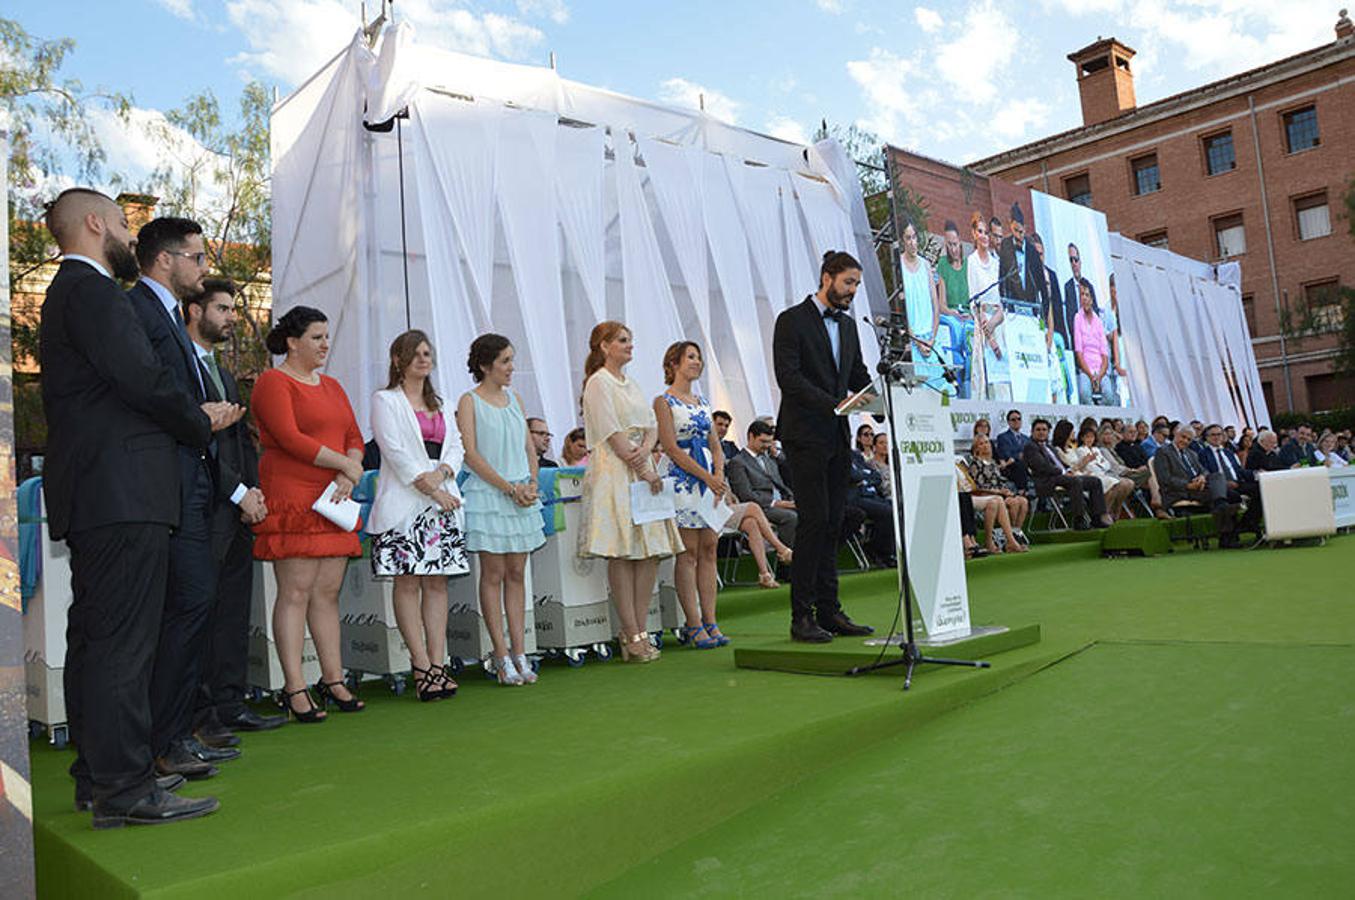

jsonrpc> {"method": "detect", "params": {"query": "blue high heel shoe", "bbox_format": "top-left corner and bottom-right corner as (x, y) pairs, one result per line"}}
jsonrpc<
(678, 624), (718, 649)
(703, 622), (731, 647)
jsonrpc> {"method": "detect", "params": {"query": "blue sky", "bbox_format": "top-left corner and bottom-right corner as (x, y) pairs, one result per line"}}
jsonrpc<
(8, 0), (1344, 187)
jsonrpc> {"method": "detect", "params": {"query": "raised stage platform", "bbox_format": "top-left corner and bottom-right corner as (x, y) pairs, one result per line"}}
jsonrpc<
(28, 536), (1355, 897)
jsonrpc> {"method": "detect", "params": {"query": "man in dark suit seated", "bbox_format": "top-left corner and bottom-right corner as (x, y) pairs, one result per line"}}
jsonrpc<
(1279, 423), (1319, 467)
(771, 250), (876, 642)
(711, 410), (740, 465)
(527, 417), (558, 468)
(183, 280), (286, 747)
(1116, 421), (1150, 468)
(1153, 425), (1240, 547)
(1021, 417), (1111, 530)
(727, 419), (797, 548)
(847, 452), (895, 567)
(1197, 423), (1261, 535)
(1247, 430), (1287, 473)
(993, 409), (1031, 490)
(39, 188), (233, 828)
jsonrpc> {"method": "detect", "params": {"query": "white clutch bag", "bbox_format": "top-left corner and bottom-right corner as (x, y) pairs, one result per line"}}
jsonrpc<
(312, 481), (362, 532)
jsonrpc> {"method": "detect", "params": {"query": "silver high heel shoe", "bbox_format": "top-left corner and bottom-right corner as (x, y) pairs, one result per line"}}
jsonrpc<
(515, 654), (538, 684)
(496, 655), (524, 686)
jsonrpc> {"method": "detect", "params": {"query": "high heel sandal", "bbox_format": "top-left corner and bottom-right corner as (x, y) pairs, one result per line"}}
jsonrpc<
(277, 686), (326, 723)
(776, 546), (793, 565)
(314, 679), (365, 713)
(496, 655), (524, 686)
(757, 571), (780, 589)
(619, 632), (658, 663)
(411, 665), (443, 702)
(678, 624), (718, 649)
(703, 622), (731, 647)
(515, 654), (538, 685)
(436, 665), (459, 698)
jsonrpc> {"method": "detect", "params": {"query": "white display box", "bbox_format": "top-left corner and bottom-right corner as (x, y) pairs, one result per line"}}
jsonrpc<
(532, 504), (610, 609)
(533, 597), (614, 650)
(249, 560), (322, 692)
(24, 491), (71, 729)
(656, 556), (682, 631)
(1260, 467), (1337, 540)
(447, 555), (538, 664)
(338, 560), (412, 677)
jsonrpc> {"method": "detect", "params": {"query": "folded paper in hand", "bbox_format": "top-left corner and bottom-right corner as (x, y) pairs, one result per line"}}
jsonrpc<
(630, 478), (677, 525)
(696, 489), (734, 532)
(312, 481), (362, 532)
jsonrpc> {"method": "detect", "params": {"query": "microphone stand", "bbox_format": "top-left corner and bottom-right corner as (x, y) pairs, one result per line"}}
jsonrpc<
(847, 321), (988, 689)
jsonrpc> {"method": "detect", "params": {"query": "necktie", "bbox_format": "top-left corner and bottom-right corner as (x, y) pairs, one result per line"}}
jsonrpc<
(1042, 443), (1063, 472)
(1216, 448), (1234, 480)
(201, 354), (227, 401)
(1182, 448), (1198, 478)
(758, 454), (781, 503)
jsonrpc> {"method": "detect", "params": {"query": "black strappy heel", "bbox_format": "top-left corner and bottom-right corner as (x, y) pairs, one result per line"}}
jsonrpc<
(277, 686), (326, 723)
(314, 679), (365, 713)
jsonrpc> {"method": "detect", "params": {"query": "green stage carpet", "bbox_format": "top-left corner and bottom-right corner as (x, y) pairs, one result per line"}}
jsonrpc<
(28, 536), (1355, 898)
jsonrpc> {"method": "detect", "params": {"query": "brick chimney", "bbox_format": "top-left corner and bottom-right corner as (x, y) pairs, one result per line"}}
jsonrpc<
(1068, 38), (1137, 127)
(115, 193), (159, 233)
(1337, 9), (1354, 42)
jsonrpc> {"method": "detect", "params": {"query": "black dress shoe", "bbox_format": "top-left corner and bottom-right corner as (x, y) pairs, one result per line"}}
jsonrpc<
(220, 708), (287, 732)
(156, 743), (219, 780)
(194, 722), (241, 749)
(790, 617), (834, 643)
(184, 736), (241, 764)
(92, 788), (219, 830)
(818, 612), (875, 636)
(76, 774), (186, 812)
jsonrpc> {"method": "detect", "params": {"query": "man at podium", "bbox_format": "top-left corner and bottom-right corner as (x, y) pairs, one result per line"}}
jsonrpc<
(772, 251), (876, 643)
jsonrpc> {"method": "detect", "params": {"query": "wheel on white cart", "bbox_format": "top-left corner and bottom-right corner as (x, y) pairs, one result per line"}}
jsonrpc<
(652, 631), (664, 650)
(565, 648), (587, 668)
(447, 656), (466, 676)
(483, 656), (499, 679)
(521, 655), (540, 674)
(51, 725), (69, 749)
(593, 642), (614, 662)
(345, 671), (362, 693)
(386, 674), (406, 696)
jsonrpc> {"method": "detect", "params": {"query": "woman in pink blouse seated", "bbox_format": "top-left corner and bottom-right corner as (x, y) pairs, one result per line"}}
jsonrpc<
(1072, 278), (1109, 405)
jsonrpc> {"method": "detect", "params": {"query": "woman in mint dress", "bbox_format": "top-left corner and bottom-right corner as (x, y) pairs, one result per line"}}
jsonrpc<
(456, 333), (545, 686)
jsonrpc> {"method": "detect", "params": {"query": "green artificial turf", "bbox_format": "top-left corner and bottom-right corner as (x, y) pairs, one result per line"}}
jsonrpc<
(28, 535), (1355, 898)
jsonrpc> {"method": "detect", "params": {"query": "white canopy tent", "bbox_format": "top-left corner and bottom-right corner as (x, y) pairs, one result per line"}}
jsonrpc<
(1109, 235), (1268, 428)
(271, 24), (887, 440)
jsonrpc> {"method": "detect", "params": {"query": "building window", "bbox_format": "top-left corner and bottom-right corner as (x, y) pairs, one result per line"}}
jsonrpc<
(1064, 173), (1092, 207)
(1131, 154), (1160, 195)
(1306, 372), (1355, 413)
(1138, 230), (1168, 249)
(1213, 213), (1245, 258)
(1241, 293), (1256, 334)
(1293, 193), (1331, 241)
(1283, 105), (1319, 153)
(1304, 279), (1343, 330)
(1203, 131), (1235, 175)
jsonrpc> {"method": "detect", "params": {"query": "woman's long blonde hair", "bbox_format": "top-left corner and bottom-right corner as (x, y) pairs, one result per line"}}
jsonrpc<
(582, 320), (631, 398)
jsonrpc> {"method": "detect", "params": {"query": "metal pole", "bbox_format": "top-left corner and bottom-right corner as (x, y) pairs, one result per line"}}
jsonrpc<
(1248, 94), (1293, 412)
(395, 116), (412, 330)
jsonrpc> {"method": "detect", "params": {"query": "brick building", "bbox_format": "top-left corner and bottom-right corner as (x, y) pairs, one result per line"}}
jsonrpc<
(971, 13), (1355, 415)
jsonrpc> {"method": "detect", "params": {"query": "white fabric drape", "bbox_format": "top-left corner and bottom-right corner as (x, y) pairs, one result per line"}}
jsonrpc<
(555, 124), (607, 324)
(726, 161), (790, 375)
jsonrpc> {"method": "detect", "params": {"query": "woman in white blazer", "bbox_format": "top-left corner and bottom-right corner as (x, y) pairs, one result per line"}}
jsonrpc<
(369, 330), (470, 702)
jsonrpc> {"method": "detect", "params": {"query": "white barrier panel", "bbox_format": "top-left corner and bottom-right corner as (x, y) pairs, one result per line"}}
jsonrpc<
(1330, 468), (1355, 529)
(1258, 468), (1336, 541)
(23, 491), (71, 728)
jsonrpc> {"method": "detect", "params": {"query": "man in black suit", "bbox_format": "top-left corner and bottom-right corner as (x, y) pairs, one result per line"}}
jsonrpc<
(527, 417), (558, 469)
(727, 419), (797, 547)
(39, 188), (230, 828)
(1279, 423), (1319, 467)
(1197, 423), (1261, 536)
(1022, 418), (1112, 529)
(772, 250), (875, 642)
(1247, 430), (1286, 473)
(711, 410), (740, 464)
(1153, 425), (1239, 546)
(183, 279), (285, 747)
(129, 217), (243, 779)
(996, 203), (1047, 305)
(1062, 243), (1098, 335)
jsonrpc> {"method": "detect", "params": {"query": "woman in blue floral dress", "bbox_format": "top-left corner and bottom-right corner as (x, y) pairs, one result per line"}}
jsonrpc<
(653, 342), (794, 648)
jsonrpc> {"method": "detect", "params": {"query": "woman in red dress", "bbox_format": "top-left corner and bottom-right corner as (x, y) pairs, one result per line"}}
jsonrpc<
(252, 306), (366, 722)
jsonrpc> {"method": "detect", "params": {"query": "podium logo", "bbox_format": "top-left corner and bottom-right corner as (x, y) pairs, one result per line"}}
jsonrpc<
(899, 440), (946, 463)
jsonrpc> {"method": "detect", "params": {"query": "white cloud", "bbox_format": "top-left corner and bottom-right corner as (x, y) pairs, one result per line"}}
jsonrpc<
(156, 0), (196, 20)
(765, 115), (810, 145)
(815, 0), (845, 13)
(933, 0), (1015, 105)
(845, 48), (923, 142)
(914, 6), (943, 33)
(657, 77), (741, 123)
(517, 0), (570, 24)
(224, 0), (548, 86)
(991, 98), (1051, 139)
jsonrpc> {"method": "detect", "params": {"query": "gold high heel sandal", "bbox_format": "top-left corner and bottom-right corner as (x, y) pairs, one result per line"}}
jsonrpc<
(619, 632), (658, 663)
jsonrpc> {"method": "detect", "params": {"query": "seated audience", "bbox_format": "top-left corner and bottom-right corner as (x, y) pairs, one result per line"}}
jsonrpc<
(847, 449), (896, 567)
(1152, 425), (1240, 547)
(727, 419), (797, 548)
(527, 417), (557, 469)
(966, 434), (1029, 544)
(955, 457), (1027, 554)
(1142, 422), (1170, 458)
(1022, 418), (1112, 530)
(1316, 431), (1349, 468)
(1097, 424), (1167, 518)
(560, 426), (589, 466)
(993, 409), (1030, 490)
(853, 423), (875, 466)
(1197, 423), (1262, 535)
(1246, 430), (1286, 472)
(1280, 423), (1320, 467)
(1235, 429), (1256, 466)
(1056, 421), (1134, 519)
(711, 410), (739, 463)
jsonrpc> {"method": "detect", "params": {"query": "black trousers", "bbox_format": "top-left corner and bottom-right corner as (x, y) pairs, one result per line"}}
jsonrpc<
(957, 492), (977, 536)
(785, 442), (850, 623)
(1048, 474), (1107, 521)
(150, 469), (218, 756)
(66, 522), (169, 809)
(850, 495), (895, 561)
(195, 523), (255, 728)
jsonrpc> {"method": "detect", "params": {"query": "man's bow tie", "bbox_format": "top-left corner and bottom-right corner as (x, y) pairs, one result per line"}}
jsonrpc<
(822, 307), (842, 321)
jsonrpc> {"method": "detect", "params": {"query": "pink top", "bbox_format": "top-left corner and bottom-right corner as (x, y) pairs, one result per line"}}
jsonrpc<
(416, 410), (446, 443)
(1073, 310), (1108, 372)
